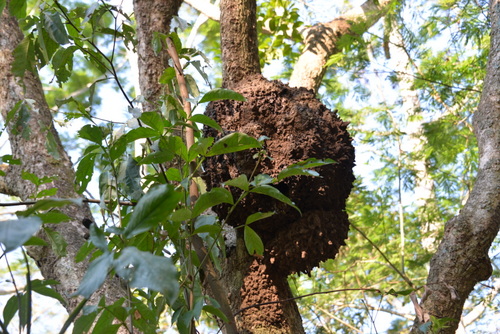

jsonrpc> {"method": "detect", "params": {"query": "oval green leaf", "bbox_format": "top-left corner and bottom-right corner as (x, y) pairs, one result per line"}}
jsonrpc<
(207, 132), (262, 157)
(199, 88), (246, 103)
(123, 184), (181, 238)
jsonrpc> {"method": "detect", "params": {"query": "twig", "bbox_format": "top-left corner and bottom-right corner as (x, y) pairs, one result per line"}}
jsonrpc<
(234, 288), (382, 316)
(165, 37), (238, 334)
(0, 198), (136, 207)
(350, 222), (414, 288)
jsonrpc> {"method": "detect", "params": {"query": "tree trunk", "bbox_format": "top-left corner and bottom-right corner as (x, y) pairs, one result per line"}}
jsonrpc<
(410, 1), (500, 332)
(220, 0), (261, 89)
(215, 0), (305, 332)
(133, 0), (183, 112)
(221, 237), (304, 333)
(0, 4), (127, 323)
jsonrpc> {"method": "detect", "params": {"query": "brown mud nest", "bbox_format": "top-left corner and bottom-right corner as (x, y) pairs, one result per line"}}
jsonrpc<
(202, 74), (355, 274)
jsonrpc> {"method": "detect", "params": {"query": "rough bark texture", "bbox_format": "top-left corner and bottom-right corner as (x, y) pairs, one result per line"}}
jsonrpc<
(203, 75), (355, 332)
(203, 0), (355, 332)
(204, 75), (355, 275)
(0, 5), (127, 322)
(289, 0), (395, 92)
(220, 0), (261, 88)
(410, 1), (500, 333)
(220, 237), (303, 334)
(133, 0), (183, 111)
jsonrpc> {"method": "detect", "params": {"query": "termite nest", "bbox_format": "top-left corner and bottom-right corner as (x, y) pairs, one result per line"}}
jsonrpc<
(202, 74), (355, 274)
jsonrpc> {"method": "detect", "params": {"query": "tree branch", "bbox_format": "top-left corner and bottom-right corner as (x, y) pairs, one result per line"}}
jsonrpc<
(289, 0), (396, 92)
(0, 5), (128, 327)
(409, 1), (500, 332)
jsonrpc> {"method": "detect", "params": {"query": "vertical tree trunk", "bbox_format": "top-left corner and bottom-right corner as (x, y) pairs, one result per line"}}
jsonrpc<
(216, 0), (305, 332)
(410, 1), (500, 332)
(133, 0), (183, 112)
(221, 238), (304, 333)
(0, 5), (127, 322)
(220, 0), (261, 89)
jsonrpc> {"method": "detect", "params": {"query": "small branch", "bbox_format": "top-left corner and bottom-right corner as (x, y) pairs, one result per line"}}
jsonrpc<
(0, 198), (136, 207)
(350, 222), (414, 288)
(165, 37), (238, 334)
(234, 288), (382, 316)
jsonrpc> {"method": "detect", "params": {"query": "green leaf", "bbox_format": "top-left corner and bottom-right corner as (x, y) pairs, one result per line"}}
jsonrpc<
(35, 187), (58, 198)
(140, 111), (164, 134)
(43, 227), (67, 257)
(189, 114), (222, 132)
(76, 153), (97, 194)
(170, 208), (192, 222)
(192, 187), (234, 217)
(193, 215), (219, 234)
(0, 154), (21, 165)
(245, 211), (275, 225)
(244, 226), (264, 256)
(35, 211), (69, 224)
(43, 11), (70, 44)
(74, 252), (114, 299)
(73, 309), (98, 334)
(78, 124), (104, 144)
(31, 279), (65, 305)
(23, 236), (48, 246)
(276, 166), (319, 180)
(185, 74), (200, 97)
(159, 67), (176, 84)
(9, 0), (26, 18)
(202, 304), (229, 323)
(45, 128), (61, 160)
(166, 168), (182, 182)
(114, 247), (179, 304)
(89, 224), (108, 252)
(250, 173), (273, 186)
(251, 185), (300, 213)
(125, 127), (160, 142)
(11, 36), (34, 76)
(3, 295), (19, 327)
(21, 170), (40, 186)
(138, 151), (174, 165)
(223, 174), (250, 191)
(51, 46), (77, 84)
(188, 137), (214, 159)
(123, 184), (181, 238)
(276, 158), (336, 181)
(109, 136), (128, 161)
(207, 132), (262, 156)
(121, 156), (144, 201)
(75, 241), (96, 263)
(199, 88), (246, 103)
(0, 217), (42, 252)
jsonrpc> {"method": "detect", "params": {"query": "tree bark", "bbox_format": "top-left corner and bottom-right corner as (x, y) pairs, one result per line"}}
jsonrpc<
(410, 1), (500, 333)
(220, 0), (261, 89)
(219, 237), (304, 334)
(216, 0), (305, 332)
(133, 0), (183, 112)
(289, 0), (395, 92)
(0, 4), (127, 325)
